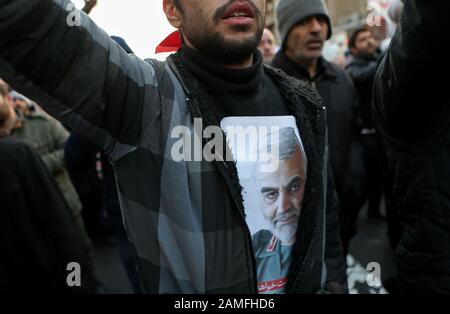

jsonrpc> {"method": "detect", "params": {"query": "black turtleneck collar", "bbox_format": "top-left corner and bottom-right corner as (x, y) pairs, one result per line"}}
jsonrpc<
(180, 45), (264, 94)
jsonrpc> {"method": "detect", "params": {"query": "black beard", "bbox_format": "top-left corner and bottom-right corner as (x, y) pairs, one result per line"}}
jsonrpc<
(181, 0), (264, 65)
(186, 27), (263, 65)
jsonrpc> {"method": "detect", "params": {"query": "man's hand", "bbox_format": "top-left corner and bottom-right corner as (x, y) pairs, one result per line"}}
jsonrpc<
(83, 0), (97, 15)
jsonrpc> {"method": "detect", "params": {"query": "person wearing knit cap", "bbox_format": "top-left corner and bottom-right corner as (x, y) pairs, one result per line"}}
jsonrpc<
(272, 0), (363, 257)
(273, 0), (332, 77)
(277, 0), (332, 48)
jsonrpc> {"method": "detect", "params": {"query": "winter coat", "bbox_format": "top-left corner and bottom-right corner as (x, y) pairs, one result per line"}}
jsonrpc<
(12, 113), (83, 216)
(0, 137), (95, 293)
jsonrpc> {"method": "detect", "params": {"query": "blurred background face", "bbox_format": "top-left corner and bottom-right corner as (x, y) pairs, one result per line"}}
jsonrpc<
(13, 98), (29, 113)
(175, 0), (266, 64)
(0, 94), (17, 134)
(255, 147), (306, 245)
(284, 15), (329, 63)
(352, 30), (377, 57)
(258, 28), (276, 63)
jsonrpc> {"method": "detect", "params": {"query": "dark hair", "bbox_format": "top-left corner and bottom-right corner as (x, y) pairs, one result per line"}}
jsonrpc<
(173, 0), (183, 12)
(349, 26), (371, 49)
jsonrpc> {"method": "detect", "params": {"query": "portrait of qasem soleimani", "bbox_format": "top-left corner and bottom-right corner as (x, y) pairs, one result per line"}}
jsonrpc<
(251, 127), (308, 289)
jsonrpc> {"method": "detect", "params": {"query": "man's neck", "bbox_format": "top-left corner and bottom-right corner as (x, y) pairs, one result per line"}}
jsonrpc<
(183, 38), (254, 70)
(286, 51), (319, 78)
(353, 51), (375, 60)
(180, 45), (264, 94)
(225, 55), (254, 70)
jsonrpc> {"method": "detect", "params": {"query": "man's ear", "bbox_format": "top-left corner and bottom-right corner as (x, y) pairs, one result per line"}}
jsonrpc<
(163, 0), (182, 29)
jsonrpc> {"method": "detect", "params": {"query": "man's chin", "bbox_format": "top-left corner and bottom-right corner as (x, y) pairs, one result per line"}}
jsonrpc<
(277, 236), (296, 246)
(186, 25), (262, 65)
(306, 50), (323, 59)
(220, 30), (259, 44)
(273, 227), (297, 245)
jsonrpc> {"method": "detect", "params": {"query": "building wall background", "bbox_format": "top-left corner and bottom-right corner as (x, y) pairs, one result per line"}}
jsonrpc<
(325, 0), (367, 32)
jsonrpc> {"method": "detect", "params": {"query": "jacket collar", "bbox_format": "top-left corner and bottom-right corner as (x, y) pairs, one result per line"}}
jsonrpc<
(272, 50), (338, 82)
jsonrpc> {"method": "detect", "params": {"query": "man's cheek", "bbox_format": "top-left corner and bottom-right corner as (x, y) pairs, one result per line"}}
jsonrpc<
(262, 205), (276, 221)
(293, 189), (305, 210)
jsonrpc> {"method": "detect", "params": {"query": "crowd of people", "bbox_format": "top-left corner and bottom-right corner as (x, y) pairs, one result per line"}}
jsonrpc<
(0, 0), (449, 295)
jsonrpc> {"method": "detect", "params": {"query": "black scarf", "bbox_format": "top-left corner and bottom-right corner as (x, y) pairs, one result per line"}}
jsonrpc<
(181, 45), (264, 94)
(180, 46), (288, 120)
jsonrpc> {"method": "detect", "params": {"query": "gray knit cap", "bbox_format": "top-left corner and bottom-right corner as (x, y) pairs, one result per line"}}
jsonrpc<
(277, 0), (333, 45)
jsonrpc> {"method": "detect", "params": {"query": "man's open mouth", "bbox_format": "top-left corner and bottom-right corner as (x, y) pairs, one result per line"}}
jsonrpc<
(221, 1), (256, 25)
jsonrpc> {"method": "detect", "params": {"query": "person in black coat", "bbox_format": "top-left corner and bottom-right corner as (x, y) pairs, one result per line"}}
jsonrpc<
(0, 90), (96, 294)
(273, 0), (363, 255)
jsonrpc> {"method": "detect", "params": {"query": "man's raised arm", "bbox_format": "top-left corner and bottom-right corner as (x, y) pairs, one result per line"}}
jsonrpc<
(0, 0), (157, 154)
(373, 0), (450, 142)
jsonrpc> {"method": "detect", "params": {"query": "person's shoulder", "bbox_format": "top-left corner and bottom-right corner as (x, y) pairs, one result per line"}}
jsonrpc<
(145, 57), (169, 75)
(26, 111), (49, 121)
(22, 112), (57, 134)
(27, 112), (67, 133)
(145, 57), (176, 90)
(344, 54), (362, 67)
(323, 59), (347, 76)
(0, 136), (29, 151)
(0, 137), (35, 162)
(252, 230), (275, 255)
(23, 112), (53, 128)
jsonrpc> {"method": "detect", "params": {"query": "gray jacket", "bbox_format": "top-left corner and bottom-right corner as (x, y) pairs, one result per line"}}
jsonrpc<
(13, 113), (83, 216)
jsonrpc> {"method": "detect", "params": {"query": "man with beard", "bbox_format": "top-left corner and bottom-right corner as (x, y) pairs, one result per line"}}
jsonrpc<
(252, 127), (307, 294)
(0, 0), (346, 293)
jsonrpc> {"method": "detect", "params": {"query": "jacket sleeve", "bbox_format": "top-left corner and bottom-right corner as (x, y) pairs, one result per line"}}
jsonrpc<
(324, 165), (348, 293)
(373, 0), (450, 142)
(0, 0), (158, 155)
(41, 119), (70, 174)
